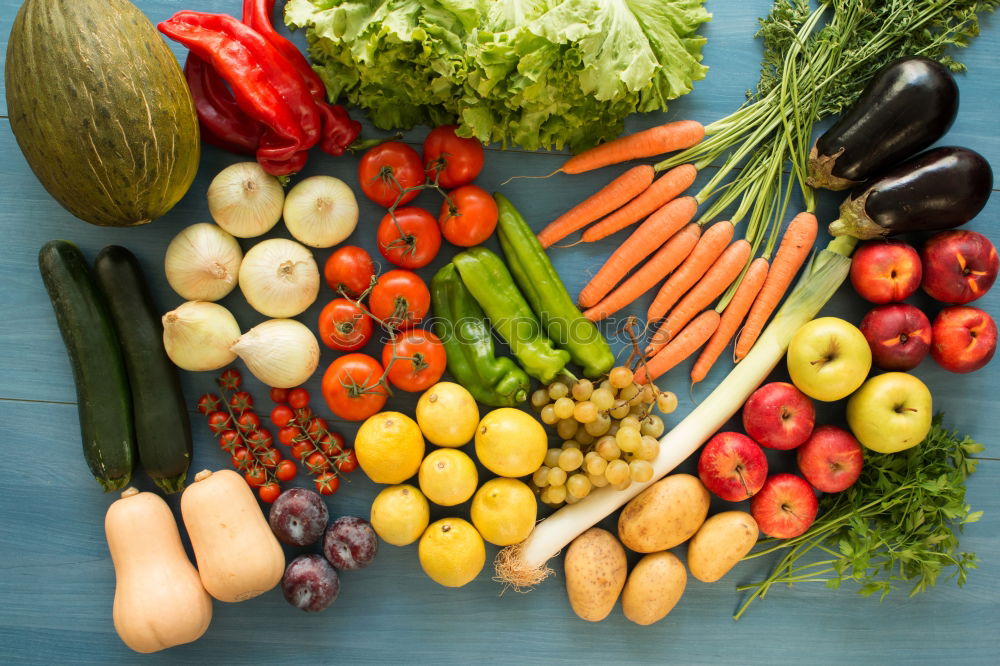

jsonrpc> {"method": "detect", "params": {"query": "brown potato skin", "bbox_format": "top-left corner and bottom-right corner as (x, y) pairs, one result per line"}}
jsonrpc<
(564, 528), (627, 622)
(688, 511), (759, 583)
(622, 551), (687, 626)
(617, 474), (710, 553)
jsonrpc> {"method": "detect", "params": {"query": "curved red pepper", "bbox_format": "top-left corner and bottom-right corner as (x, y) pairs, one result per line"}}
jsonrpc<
(159, 11), (320, 176)
(242, 0), (361, 155)
(183, 54), (261, 156)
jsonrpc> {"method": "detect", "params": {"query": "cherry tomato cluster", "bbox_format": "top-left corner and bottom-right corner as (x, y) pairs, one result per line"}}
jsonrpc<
(357, 126), (497, 268)
(268, 386), (358, 496)
(196, 369), (295, 504)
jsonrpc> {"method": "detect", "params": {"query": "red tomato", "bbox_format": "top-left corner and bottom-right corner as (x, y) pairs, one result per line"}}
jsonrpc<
(321, 353), (389, 421)
(269, 387), (288, 403)
(324, 246), (375, 297)
(236, 411), (261, 432)
(270, 405), (294, 428)
(315, 472), (341, 496)
(369, 270), (430, 329)
(335, 449), (359, 474)
(258, 482), (281, 503)
(244, 465), (266, 488)
(381, 329), (447, 392)
(287, 388), (311, 409)
(218, 430), (240, 451)
(306, 451), (330, 473)
(377, 207), (442, 269)
(197, 393), (220, 415)
(258, 447), (282, 468)
(247, 430), (273, 451)
(423, 125), (484, 189)
(358, 141), (424, 207)
(229, 391), (254, 413)
(318, 298), (374, 351)
(306, 417), (329, 438)
(290, 440), (313, 461)
(277, 425), (299, 447)
(320, 432), (346, 458)
(230, 446), (250, 469)
(275, 459), (298, 482)
(439, 185), (499, 247)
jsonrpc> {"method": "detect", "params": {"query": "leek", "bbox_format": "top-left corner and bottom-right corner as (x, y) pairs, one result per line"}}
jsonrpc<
(496, 236), (857, 589)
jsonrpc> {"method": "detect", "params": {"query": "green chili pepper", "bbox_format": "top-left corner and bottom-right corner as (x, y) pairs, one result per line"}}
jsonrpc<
(430, 264), (530, 407)
(452, 247), (570, 384)
(494, 193), (615, 378)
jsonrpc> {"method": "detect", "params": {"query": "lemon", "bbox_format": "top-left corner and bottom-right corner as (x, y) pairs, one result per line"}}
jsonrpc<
(418, 518), (485, 588)
(354, 411), (425, 484)
(418, 448), (478, 506)
(416, 382), (479, 447)
(471, 478), (537, 546)
(370, 484), (430, 546)
(474, 408), (547, 478)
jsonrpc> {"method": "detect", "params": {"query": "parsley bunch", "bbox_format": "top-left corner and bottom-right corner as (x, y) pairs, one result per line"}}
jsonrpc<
(734, 417), (984, 620)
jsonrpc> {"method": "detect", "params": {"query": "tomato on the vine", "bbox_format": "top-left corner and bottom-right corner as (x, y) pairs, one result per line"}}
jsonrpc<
(277, 425), (299, 447)
(230, 446), (250, 469)
(306, 417), (329, 438)
(335, 449), (359, 474)
(306, 451), (330, 473)
(382, 329), (447, 392)
(229, 391), (254, 413)
(247, 430), (273, 451)
(318, 298), (374, 351)
(358, 141), (424, 207)
(376, 207), (441, 269)
(423, 125), (484, 189)
(321, 353), (389, 421)
(258, 483), (281, 504)
(315, 472), (341, 496)
(320, 432), (346, 458)
(219, 368), (242, 389)
(324, 245), (375, 298)
(275, 459), (297, 482)
(271, 405), (294, 428)
(258, 447), (282, 468)
(269, 387), (288, 403)
(290, 440), (313, 461)
(439, 184), (498, 247)
(236, 411), (261, 432)
(197, 393), (221, 415)
(244, 466), (267, 488)
(218, 430), (240, 451)
(207, 411), (231, 435)
(287, 388), (310, 410)
(370, 270), (430, 329)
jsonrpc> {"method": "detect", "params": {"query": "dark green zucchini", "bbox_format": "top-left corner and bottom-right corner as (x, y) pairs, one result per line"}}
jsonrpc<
(38, 241), (134, 491)
(94, 246), (192, 494)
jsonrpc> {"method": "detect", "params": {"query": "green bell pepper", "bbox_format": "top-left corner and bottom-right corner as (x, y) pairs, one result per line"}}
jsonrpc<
(430, 264), (530, 407)
(452, 247), (570, 384)
(495, 193), (615, 378)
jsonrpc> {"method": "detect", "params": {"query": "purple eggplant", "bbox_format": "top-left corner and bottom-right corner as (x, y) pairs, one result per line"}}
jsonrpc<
(828, 146), (992, 240)
(808, 56), (958, 191)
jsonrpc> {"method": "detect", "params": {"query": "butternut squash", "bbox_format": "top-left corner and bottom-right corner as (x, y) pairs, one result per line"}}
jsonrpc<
(105, 487), (212, 653)
(181, 469), (285, 602)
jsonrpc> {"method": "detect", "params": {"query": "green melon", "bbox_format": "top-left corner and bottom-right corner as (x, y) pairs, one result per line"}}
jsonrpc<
(5, 0), (200, 227)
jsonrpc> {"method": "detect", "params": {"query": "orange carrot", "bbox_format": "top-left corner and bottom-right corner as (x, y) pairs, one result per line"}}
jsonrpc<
(645, 239), (751, 356)
(690, 257), (770, 386)
(582, 164), (698, 242)
(578, 196), (698, 308)
(562, 121), (705, 175)
(583, 224), (702, 321)
(537, 165), (654, 248)
(635, 310), (720, 384)
(734, 212), (819, 361)
(646, 221), (735, 322)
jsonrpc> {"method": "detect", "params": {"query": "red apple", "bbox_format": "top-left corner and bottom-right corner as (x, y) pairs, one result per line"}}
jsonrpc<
(796, 425), (864, 493)
(749, 474), (819, 539)
(921, 230), (999, 304)
(697, 432), (768, 502)
(858, 304), (932, 371)
(849, 240), (922, 304)
(931, 306), (997, 373)
(741, 382), (815, 450)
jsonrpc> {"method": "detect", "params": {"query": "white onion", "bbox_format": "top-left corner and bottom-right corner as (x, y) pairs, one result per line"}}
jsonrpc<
(239, 238), (319, 318)
(164, 223), (242, 301)
(207, 162), (285, 238)
(162, 301), (241, 371)
(283, 175), (358, 248)
(231, 319), (320, 388)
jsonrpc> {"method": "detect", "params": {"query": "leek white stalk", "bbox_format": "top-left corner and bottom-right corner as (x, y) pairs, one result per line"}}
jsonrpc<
(283, 175), (358, 248)
(239, 238), (319, 318)
(231, 319), (320, 388)
(496, 237), (857, 588)
(164, 223), (243, 301)
(207, 162), (284, 238)
(162, 301), (242, 371)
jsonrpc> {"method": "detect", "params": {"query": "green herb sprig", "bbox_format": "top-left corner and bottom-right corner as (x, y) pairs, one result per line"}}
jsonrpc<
(734, 416), (984, 620)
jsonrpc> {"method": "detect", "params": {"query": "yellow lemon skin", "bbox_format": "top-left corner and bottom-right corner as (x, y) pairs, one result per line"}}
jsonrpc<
(418, 518), (485, 588)
(370, 484), (430, 547)
(418, 449), (479, 506)
(471, 478), (537, 546)
(416, 382), (479, 447)
(354, 411), (425, 484)
(474, 408), (547, 478)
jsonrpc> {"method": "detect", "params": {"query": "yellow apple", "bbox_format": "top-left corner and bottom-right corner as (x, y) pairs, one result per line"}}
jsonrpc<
(846, 372), (932, 454)
(786, 317), (872, 401)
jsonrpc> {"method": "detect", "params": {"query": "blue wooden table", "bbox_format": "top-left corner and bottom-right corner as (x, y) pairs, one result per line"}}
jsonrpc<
(2, 2), (998, 663)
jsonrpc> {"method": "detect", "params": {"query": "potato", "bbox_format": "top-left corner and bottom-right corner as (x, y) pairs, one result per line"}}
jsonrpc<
(563, 527), (627, 622)
(621, 551), (687, 626)
(687, 511), (759, 583)
(617, 474), (710, 553)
